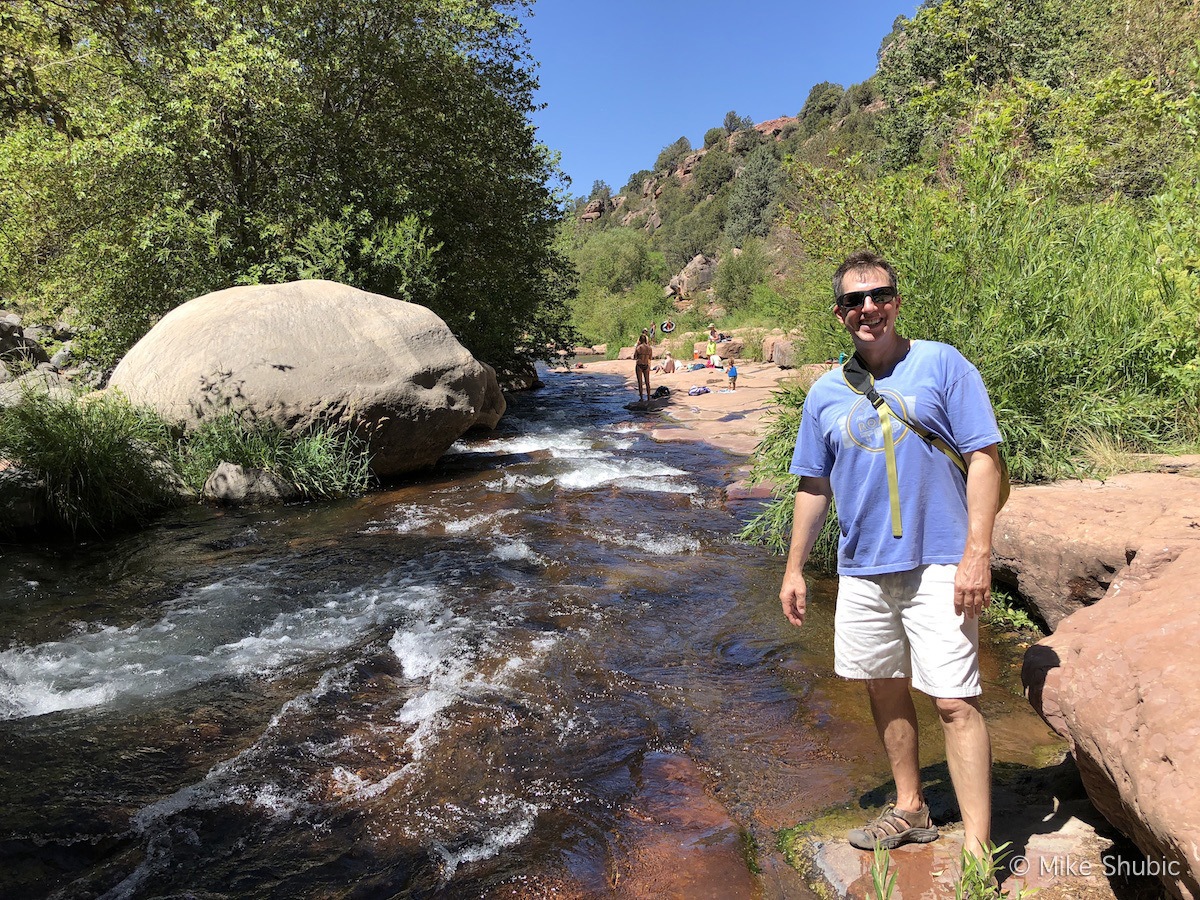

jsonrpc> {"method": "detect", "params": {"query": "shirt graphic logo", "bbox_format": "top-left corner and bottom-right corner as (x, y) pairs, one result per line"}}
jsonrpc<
(844, 390), (914, 452)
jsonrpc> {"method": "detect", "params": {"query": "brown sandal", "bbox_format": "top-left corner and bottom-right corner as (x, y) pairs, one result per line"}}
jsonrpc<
(847, 803), (939, 850)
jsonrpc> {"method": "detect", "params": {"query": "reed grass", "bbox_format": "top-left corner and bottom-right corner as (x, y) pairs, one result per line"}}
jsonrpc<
(0, 388), (181, 535)
(176, 412), (372, 500)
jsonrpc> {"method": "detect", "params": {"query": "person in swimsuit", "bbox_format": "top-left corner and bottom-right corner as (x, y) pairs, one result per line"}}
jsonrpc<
(634, 331), (654, 402)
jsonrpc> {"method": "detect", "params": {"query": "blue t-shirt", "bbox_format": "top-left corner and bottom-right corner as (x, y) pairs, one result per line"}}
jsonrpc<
(727, 365), (738, 378)
(789, 340), (1001, 576)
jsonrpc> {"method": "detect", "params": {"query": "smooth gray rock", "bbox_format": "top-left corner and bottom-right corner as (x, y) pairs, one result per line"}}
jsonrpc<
(202, 462), (301, 506)
(108, 280), (505, 477)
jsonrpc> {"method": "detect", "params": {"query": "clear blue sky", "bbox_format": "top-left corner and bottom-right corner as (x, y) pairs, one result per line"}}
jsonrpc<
(521, 0), (920, 198)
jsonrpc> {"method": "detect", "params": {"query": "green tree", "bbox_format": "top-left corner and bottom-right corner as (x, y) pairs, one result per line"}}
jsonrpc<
(876, 0), (1074, 167)
(688, 148), (735, 199)
(620, 168), (653, 198)
(714, 239), (771, 310)
(0, 0), (576, 369)
(655, 135), (693, 173)
(589, 180), (613, 203)
(725, 146), (784, 244)
(797, 81), (845, 137)
(574, 228), (665, 294)
(724, 109), (755, 132)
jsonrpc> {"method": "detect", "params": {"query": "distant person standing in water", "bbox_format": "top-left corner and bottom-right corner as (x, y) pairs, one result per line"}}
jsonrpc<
(634, 331), (654, 402)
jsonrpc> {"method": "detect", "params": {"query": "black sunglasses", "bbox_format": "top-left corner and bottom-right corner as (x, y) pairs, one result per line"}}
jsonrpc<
(835, 285), (898, 309)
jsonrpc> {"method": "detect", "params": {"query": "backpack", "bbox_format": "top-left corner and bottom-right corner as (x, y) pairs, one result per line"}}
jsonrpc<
(841, 352), (1010, 538)
(652, 385), (670, 398)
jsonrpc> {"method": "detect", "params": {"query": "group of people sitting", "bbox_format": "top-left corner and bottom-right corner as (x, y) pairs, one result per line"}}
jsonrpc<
(634, 324), (739, 402)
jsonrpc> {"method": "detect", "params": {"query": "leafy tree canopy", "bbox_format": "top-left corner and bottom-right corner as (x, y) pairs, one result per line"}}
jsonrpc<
(797, 82), (845, 137)
(0, 0), (576, 369)
(725, 146), (784, 245)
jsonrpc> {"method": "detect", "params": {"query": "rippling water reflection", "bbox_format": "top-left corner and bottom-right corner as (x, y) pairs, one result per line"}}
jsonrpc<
(0, 368), (1058, 898)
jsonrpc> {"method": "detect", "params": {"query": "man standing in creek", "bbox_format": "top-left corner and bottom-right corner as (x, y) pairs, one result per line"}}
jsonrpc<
(778, 249), (1003, 859)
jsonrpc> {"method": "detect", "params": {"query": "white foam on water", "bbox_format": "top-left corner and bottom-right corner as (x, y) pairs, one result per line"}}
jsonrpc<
(329, 766), (407, 801)
(250, 783), (304, 820)
(618, 477), (699, 495)
(388, 614), (559, 762)
(0, 577), (444, 720)
(597, 531), (702, 556)
(364, 505), (437, 534)
(481, 473), (554, 493)
(554, 458), (690, 492)
(489, 540), (541, 563)
(443, 509), (518, 535)
(433, 795), (541, 879)
(451, 429), (597, 457)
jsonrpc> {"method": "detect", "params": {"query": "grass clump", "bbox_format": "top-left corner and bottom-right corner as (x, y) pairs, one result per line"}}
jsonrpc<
(983, 589), (1044, 635)
(0, 391), (375, 539)
(0, 387), (181, 535)
(868, 843), (1033, 899)
(175, 412), (373, 500)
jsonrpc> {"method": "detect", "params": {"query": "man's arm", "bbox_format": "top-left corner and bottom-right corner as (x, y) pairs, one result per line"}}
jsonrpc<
(955, 444), (1001, 618)
(780, 476), (833, 627)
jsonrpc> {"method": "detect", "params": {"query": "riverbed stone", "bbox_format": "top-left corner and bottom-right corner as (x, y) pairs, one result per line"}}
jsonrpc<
(0, 460), (48, 533)
(108, 280), (504, 478)
(0, 370), (74, 409)
(202, 462), (302, 506)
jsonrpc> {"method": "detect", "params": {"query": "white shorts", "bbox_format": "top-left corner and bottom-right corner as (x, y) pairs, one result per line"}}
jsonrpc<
(834, 563), (980, 698)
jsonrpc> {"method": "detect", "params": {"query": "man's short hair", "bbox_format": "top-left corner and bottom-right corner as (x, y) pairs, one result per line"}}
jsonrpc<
(833, 250), (898, 298)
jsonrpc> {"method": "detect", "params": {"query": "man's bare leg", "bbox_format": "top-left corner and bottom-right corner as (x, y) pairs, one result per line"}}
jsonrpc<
(866, 678), (924, 812)
(935, 696), (992, 858)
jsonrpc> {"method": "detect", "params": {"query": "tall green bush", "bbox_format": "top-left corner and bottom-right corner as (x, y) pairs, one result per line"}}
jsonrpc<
(776, 115), (1200, 487)
(714, 239), (771, 311)
(0, 0), (576, 370)
(0, 389), (181, 535)
(726, 146), (784, 245)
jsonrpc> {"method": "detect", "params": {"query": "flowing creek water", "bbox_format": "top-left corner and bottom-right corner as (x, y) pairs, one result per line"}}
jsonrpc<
(0, 367), (1061, 898)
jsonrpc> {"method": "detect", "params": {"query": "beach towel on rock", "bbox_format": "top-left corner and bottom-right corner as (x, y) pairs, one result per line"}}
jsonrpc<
(688, 385), (710, 396)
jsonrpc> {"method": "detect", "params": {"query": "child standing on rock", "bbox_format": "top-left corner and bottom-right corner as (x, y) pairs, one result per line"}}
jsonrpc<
(727, 359), (738, 391)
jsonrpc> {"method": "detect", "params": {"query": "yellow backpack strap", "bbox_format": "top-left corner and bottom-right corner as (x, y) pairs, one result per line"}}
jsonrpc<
(843, 358), (904, 538)
(869, 393), (904, 538)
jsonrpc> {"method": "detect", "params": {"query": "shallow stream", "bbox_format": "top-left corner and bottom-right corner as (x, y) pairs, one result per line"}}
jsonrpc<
(0, 368), (1059, 898)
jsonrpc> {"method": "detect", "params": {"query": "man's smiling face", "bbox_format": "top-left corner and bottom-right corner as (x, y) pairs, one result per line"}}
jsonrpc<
(834, 266), (902, 352)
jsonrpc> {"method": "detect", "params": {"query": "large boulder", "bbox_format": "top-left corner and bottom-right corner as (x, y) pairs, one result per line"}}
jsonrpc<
(108, 280), (504, 478)
(1024, 539), (1200, 899)
(994, 473), (1200, 628)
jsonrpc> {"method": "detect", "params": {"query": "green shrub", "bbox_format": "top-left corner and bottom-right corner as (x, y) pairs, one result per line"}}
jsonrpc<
(689, 148), (736, 199)
(177, 413), (373, 500)
(704, 126), (728, 148)
(714, 239), (771, 310)
(655, 136), (693, 173)
(0, 388), (181, 535)
(574, 227), (667, 293)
